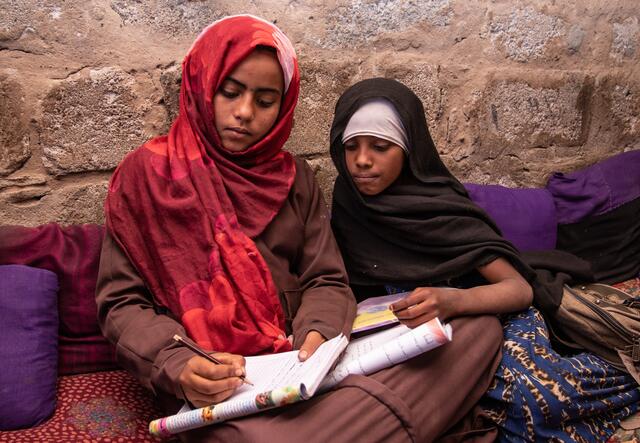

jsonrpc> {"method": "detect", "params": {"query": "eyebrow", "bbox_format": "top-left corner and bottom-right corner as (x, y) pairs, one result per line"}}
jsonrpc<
(224, 77), (282, 95)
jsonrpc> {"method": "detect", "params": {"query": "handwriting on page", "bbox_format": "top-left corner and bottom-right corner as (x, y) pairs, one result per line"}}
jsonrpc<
(343, 324), (409, 360)
(233, 334), (346, 401)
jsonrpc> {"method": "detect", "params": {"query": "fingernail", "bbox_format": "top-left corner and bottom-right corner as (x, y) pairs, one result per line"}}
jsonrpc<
(299, 350), (308, 360)
(235, 368), (243, 376)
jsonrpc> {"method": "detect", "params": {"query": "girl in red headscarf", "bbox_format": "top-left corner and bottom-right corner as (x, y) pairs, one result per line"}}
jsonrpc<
(97, 14), (355, 415)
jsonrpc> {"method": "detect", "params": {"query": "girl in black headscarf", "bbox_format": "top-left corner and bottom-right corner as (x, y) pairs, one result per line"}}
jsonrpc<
(330, 78), (640, 442)
(330, 78), (533, 321)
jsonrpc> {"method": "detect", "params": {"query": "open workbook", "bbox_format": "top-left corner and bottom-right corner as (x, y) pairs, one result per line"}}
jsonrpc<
(149, 319), (452, 437)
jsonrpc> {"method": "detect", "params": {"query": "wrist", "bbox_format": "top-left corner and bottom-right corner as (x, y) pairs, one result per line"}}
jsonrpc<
(445, 288), (466, 319)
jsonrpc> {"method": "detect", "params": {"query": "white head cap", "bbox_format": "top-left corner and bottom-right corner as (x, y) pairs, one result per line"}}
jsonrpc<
(342, 98), (409, 155)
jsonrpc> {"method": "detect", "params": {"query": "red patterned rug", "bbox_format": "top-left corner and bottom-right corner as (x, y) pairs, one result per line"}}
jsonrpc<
(0, 370), (173, 443)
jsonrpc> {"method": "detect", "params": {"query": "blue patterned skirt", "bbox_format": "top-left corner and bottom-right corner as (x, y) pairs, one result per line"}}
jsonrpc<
(480, 307), (640, 442)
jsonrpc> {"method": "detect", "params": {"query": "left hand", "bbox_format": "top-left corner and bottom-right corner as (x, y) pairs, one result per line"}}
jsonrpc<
(390, 287), (458, 328)
(297, 330), (326, 362)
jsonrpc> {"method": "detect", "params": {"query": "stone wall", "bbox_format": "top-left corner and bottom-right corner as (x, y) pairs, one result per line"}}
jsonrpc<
(1, 0), (638, 226)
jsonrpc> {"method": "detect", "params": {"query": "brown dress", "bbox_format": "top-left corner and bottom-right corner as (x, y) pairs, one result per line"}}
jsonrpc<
(96, 158), (502, 443)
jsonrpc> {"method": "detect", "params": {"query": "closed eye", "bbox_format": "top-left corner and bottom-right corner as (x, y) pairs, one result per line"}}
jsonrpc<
(257, 97), (277, 108)
(220, 88), (239, 99)
(373, 144), (391, 152)
(344, 143), (357, 151)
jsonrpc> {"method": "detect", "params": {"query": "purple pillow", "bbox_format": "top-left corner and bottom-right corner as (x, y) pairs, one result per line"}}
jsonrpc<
(547, 150), (640, 283)
(546, 150), (640, 224)
(0, 265), (59, 430)
(464, 184), (557, 251)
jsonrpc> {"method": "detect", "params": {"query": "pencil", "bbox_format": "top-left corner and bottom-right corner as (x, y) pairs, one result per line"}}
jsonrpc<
(173, 334), (254, 386)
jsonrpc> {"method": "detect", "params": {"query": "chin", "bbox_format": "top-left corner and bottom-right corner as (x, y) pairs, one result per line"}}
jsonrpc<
(357, 186), (381, 196)
(222, 141), (251, 152)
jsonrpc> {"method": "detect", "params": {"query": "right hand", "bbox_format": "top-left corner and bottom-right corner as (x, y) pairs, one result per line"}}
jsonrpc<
(179, 352), (246, 408)
(390, 287), (458, 327)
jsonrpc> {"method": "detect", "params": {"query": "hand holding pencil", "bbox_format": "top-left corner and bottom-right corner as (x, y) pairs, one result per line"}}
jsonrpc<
(174, 334), (251, 408)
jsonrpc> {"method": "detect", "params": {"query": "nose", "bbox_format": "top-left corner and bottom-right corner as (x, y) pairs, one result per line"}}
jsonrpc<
(233, 94), (254, 122)
(354, 147), (372, 168)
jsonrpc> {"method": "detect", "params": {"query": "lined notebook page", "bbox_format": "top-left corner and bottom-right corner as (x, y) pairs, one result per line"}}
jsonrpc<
(232, 333), (347, 401)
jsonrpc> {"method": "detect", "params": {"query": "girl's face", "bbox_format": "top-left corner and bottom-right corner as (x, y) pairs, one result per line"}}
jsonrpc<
(344, 135), (405, 195)
(214, 49), (284, 152)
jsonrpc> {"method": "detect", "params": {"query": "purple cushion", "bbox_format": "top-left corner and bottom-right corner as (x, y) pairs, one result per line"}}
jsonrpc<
(464, 184), (557, 251)
(546, 150), (640, 224)
(0, 265), (59, 431)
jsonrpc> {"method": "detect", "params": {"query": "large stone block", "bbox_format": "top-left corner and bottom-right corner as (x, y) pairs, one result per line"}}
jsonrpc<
(39, 67), (155, 176)
(0, 73), (31, 176)
(590, 73), (640, 147)
(110, 0), (226, 38)
(0, 0), (102, 54)
(481, 73), (587, 149)
(318, 0), (452, 48)
(487, 6), (565, 62)
(0, 180), (108, 226)
(442, 72), (591, 187)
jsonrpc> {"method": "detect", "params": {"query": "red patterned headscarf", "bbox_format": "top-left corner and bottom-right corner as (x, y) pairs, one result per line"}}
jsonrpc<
(105, 15), (298, 355)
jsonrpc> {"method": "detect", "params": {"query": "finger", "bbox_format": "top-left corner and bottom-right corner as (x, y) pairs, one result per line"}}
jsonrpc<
(393, 302), (427, 320)
(298, 331), (326, 361)
(395, 295), (437, 319)
(213, 352), (246, 370)
(191, 357), (244, 380)
(398, 312), (436, 329)
(187, 386), (238, 408)
(189, 372), (244, 396)
(390, 290), (427, 312)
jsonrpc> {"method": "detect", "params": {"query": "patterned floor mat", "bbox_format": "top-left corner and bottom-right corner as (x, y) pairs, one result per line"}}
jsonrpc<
(0, 370), (173, 443)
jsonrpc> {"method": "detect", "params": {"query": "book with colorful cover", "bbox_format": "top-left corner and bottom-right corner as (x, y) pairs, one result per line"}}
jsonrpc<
(149, 317), (452, 437)
(351, 291), (409, 335)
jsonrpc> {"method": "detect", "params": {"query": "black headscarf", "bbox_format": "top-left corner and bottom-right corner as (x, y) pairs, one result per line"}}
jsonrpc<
(329, 78), (590, 311)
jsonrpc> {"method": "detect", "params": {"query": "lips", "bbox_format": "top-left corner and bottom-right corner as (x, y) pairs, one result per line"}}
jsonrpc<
(225, 127), (251, 138)
(352, 174), (379, 183)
